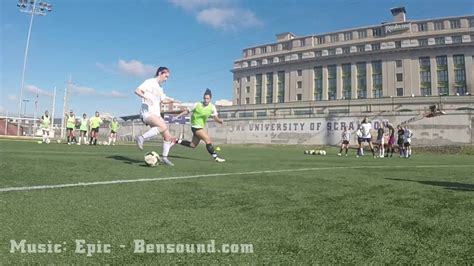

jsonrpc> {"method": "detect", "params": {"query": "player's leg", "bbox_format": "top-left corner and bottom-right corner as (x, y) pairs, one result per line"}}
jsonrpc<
(357, 138), (362, 157)
(368, 140), (376, 158)
(178, 129), (200, 148)
(42, 129), (46, 143)
(108, 131), (113, 145)
(338, 143), (343, 156)
(345, 143), (349, 155)
(145, 114), (176, 165)
(112, 132), (117, 145)
(194, 129), (225, 162)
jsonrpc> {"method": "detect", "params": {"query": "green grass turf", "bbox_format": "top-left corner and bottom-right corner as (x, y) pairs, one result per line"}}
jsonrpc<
(0, 139), (473, 263)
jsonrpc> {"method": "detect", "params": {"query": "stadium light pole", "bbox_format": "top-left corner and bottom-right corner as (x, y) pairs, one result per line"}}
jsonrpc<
(22, 99), (30, 116)
(16, 0), (53, 136)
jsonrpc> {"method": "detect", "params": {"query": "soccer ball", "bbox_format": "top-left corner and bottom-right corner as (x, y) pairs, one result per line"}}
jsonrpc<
(45, 139), (50, 144)
(56, 139), (61, 144)
(144, 151), (160, 167)
(304, 150), (309, 155)
(320, 150), (327, 156)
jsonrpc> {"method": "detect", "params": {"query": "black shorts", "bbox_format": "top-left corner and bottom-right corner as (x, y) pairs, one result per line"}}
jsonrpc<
(66, 127), (74, 131)
(80, 130), (87, 134)
(404, 142), (411, 147)
(91, 128), (99, 133)
(342, 140), (349, 145)
(111, 130), (117, 134)
(358, 137), (371, 144)
(398, 140), (404, 146)
(191, 127), (203, 135)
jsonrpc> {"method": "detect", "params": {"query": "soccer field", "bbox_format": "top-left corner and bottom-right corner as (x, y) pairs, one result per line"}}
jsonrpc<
(0, 139), (473, 264)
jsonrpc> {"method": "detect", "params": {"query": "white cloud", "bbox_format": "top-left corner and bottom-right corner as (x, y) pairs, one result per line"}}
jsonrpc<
(197, 7), (261, 30)
(70, 84), (97, 96)
(8, 94), (17, 101)
(117, 59), (155, 77)
(24, 84), (53, 97)
(100, 90), (128, 98)
(169, 0), (261, 31)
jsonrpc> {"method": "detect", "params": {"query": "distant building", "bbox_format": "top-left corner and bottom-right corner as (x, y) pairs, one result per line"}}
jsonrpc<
(231, 7), (474, 105)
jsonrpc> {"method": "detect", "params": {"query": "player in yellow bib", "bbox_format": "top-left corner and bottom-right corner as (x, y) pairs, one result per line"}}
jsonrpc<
(108, 117), (120, 145)
(89, 111), (103, 145)
(176, 89), (225, 162)
(78, 113), (89, 145)
(65, 110), (77, 144)
(39, 110), (51, 143)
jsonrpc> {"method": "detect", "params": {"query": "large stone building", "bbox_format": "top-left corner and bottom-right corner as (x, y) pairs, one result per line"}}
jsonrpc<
(231, 8), (474, 108)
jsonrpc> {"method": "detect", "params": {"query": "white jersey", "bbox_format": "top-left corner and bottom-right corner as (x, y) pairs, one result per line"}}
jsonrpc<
(360, 123), (372, 138)
(404, 129), (413, 143)
(138, 78), (167, 115)
(342, 131), (351, 141)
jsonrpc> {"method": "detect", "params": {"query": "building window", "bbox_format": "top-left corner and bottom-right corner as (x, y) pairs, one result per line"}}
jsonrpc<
(372, 61), (382, 98)
(395, 41), (402, 48)
(328, 65), (337, 100)
(315, 50), (322, 57)
(418, 23), (428, 32)
(328, 49), (336, 56)
(396, 60), (403, 68)
(342, 47), (350, 54)
(314, 67), (323, 101)
(434, 21), (444, 30)
(278, 56), (284, 63)
(344, 32), (352, 41)
(330, 34), (339, 42)
(245, 86), (250, 93)
(297, 81), (302, 89)
(245, 97), (250, 104)
(267, 58), (273, 64)
(297, 94), (302, 101)
(452, 35), (462, 43)
(246, 76), (250, 82)
(470, 18), (474, 27)
(372, 43), (381, 51)
(357, 45), (365, 52)
(453, 55), (466, 95)
(300, 39), (306, 47)
(357, 62), (367, 99)
(435, 37), (445, 45)
(450, 19), (461, 29)
(419, 57), (431, 96)
(255, 74), (262, 104)
(271, 44), (278, 52)
(277, 71), (285, 103)
(266, 72), (273, 103)
(419, 38), (428, 46)
(261, 46), (267, 53)
(373, 27), (383, 37)
(317, 36), (325, 44)
(358, 30), (367, 38)
(396, 73), (403, 82)
(436, 56), (449, 95)
(396, 88), (404, 96)
(342, 63), (351, 99)
(297, 69), (302, 76)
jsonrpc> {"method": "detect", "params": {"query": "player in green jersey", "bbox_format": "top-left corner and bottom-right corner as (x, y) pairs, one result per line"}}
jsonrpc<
(176, 89), (225, 162)
(108, 117), (120, 145)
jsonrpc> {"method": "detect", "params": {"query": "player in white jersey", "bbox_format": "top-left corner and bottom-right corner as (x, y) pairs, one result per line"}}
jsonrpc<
(403, 125), (413, 158)
(357, 118), (376, 158)
(134, 67), (176, 166)
(338, 126), (351, 156)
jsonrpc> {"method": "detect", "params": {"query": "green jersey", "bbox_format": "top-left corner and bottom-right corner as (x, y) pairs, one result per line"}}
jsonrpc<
(41, 115), (50, 129)
(190, 102), (218, 129)
(66, 115), (76, 129)
(90, 117), (103, 129)
(80, 118), (88, 131)
(110, 121), (119, 131)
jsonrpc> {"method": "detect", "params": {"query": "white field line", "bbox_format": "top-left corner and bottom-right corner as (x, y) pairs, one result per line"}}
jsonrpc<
(0, 165), (471, 193)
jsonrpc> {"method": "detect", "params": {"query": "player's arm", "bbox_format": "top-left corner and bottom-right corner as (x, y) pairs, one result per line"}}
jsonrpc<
(213, 115), (223, 124)
(175, 109), (189, 119)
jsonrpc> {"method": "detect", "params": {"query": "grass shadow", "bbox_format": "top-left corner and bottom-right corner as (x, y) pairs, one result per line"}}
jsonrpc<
(106, 155), (144, 165)
(386, 178), (474, 192)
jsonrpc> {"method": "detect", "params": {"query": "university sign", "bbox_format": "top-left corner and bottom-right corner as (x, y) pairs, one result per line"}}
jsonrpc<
(385, 23), (410, 34)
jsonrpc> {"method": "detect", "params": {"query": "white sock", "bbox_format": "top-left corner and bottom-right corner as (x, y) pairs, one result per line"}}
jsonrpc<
(113, 137), (116, 144)
(142, 127), (159, 140)
(108, 137), (112, 144)
(162, 140), (172, 157)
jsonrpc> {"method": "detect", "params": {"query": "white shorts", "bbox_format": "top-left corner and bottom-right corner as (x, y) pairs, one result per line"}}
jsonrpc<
(141, 111), (162, 125)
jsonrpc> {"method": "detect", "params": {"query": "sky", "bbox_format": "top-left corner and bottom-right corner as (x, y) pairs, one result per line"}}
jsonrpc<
(1, 0), (473, 118)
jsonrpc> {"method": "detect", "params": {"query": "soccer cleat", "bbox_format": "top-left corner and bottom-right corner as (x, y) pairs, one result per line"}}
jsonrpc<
(161, 157), (174, 166)
(214, 157), (226, 163)
(134, 136), (144, 150)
